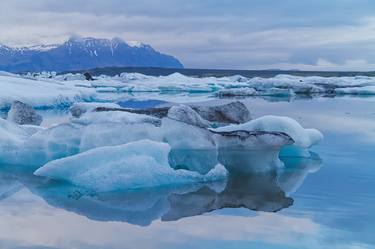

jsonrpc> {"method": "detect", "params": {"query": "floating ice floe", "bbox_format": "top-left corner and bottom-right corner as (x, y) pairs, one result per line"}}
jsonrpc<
(34, 140), (228, 192)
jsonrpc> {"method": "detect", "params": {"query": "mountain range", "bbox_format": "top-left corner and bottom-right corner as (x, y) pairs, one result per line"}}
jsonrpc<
(0, 37), (183, 72)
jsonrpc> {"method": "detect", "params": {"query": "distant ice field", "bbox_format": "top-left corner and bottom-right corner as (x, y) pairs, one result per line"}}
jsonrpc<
(1, 70), (375, 110)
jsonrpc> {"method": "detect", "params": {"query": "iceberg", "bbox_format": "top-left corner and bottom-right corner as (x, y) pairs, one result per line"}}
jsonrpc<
(211, 115), (323, 160)
(211, 115), (323, 148)
(34, 140), (228, 192)
(0, 100), (322, 175)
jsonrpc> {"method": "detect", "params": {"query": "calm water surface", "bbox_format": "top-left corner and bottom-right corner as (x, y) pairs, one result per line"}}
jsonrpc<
(0, 96), (374, 249)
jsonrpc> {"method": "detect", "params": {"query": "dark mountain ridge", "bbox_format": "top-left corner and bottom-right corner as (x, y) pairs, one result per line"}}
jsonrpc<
(0, 37), (183, 72)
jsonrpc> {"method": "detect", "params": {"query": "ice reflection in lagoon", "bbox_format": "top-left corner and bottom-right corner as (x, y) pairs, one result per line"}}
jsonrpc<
(0, 153), (321, 226)
(1, 96), (375, 249)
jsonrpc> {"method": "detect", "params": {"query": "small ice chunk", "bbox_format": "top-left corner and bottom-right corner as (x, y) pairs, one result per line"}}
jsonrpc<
(192, 101), (251, 124)
(7, 101), (43, 126)
(35, 140), (228, 192)
(167, 105), (210, 128)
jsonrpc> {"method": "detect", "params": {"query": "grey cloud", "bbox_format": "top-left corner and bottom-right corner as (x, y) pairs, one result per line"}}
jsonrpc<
(1, 0), (375, 70)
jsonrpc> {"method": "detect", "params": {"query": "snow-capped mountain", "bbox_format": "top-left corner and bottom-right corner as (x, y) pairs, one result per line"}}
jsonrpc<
(0, 37), (183, 72)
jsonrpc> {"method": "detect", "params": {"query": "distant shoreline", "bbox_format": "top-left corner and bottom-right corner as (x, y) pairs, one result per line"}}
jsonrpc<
(61, 66), (375, 78)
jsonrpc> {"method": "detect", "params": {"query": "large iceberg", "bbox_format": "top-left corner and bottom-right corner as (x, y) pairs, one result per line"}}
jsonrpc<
(0, 100), (322, 175)
(34, 140), (228, 192)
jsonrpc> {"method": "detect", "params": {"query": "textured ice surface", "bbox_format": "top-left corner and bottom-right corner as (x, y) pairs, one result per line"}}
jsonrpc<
(35, 140), (228, 192)
(167, 105), (210, 128)
(191, 101), (251, 124)
(7, 101), (43, 125)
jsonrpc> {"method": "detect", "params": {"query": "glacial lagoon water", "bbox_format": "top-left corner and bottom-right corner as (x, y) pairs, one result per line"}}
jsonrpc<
(0, 95), (375, 249)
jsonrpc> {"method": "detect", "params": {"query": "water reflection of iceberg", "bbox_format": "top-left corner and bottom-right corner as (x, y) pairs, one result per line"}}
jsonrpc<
(0, 151), (322, 227)
(161, 172), (294, 222)
(0, 171), (23, 201)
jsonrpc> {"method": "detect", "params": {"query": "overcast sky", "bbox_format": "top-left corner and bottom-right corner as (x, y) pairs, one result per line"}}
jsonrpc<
(2, 0), (375, 70)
